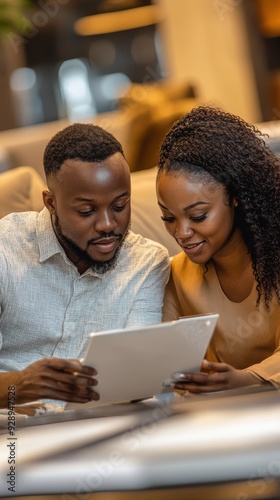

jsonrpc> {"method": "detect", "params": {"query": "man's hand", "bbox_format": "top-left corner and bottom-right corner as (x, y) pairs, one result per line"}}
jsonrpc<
(8, 357), (99, 405)
(172, 359), (265, 394)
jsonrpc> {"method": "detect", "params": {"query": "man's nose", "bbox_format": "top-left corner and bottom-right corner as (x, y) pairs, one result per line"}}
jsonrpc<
(94, 211), (117, 232)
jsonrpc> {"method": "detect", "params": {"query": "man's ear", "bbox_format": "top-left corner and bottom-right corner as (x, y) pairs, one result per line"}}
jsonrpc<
(43, 189), (56, 214)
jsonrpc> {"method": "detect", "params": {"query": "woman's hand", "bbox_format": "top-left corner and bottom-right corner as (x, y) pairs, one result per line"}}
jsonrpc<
(172, 359), (265, 394)
(5, 357), (99, 405)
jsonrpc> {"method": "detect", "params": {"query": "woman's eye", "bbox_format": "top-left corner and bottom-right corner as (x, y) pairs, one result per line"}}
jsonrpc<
(190, 214), (207, 222)
(161, 216), (175, 223)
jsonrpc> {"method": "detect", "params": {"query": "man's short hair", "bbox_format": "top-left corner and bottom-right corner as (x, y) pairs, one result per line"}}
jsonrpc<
(43, 123), (124, 177)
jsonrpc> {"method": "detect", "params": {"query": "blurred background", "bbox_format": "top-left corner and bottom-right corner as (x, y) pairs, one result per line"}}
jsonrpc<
(1, 0), (280, 172)
(2, 0), (280, 126)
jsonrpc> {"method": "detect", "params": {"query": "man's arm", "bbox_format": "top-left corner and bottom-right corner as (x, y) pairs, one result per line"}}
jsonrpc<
(0, 358), (99, 408)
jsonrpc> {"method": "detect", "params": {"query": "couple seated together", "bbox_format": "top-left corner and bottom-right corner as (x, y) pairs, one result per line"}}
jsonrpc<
(0, 106), (279, 413)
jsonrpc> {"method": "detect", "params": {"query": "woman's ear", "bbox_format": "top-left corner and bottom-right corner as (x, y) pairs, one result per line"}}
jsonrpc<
(43, 189), (56, 214)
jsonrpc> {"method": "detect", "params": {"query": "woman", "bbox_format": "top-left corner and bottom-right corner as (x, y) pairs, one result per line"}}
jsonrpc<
(157, 106), (280, 392)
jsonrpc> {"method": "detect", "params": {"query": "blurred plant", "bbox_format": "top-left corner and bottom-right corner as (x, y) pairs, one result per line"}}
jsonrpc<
(0, 0), (31, 39)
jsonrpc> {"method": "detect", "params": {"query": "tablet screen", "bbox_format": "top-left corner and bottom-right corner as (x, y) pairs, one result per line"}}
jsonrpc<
(66, 314), (218, 410)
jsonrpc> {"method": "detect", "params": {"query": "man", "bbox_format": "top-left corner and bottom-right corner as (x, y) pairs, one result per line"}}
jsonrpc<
(0, 123), (170, 408)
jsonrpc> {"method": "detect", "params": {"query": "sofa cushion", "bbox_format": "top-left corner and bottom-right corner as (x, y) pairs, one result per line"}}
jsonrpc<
(131, 167), (179, 256)
(0, 167), (45, 218)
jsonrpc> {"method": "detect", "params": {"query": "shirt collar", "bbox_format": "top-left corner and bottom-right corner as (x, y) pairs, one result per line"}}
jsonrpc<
(36, 207), (64, 263)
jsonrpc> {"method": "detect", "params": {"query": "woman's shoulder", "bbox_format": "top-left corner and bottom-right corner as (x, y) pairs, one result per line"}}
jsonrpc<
(171, 251), (203, 273)
(170, 252), (215, 286)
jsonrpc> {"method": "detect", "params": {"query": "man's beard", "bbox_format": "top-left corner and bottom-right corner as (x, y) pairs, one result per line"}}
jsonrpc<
(53, 214), (129, 275)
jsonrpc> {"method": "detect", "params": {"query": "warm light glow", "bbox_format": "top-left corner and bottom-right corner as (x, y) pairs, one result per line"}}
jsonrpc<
(74, 5), (163, 36)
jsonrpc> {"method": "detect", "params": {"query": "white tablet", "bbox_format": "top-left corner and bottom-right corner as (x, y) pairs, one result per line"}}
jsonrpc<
(66, 313), (218, 410)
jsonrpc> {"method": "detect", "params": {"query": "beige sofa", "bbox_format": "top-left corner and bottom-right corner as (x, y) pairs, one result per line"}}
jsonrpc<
(0, 166), (179, 256)
(0, 81), (199, 176)
(0, 81), (200, 256)
(0, 167), (45, 218)
(0, 111), (141, 178)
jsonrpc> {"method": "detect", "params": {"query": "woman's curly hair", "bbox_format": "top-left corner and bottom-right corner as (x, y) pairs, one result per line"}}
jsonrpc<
(158, 106), (280, 308)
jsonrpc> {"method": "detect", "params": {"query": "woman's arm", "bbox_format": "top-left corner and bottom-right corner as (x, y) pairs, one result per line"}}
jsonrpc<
(172, 359), (270, 394)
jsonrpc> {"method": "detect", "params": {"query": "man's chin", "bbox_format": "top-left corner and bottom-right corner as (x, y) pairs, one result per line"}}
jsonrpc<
(89, 247), (118, 263)
(88, 250), (120, 275)
(53, 213), (129, 274)
(87, 238), (126, 274)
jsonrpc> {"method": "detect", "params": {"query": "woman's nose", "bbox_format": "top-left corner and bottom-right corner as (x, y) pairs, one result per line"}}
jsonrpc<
(175, 221), (194, 241)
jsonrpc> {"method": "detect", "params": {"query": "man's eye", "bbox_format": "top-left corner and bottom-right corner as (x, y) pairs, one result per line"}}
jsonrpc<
(112, 205), (126, 212)
(161, 216), (175, 223)
(78, 210), (94, 216)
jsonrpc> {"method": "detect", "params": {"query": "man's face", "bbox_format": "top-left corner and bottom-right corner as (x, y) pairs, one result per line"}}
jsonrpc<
(43, 152), (131, 274)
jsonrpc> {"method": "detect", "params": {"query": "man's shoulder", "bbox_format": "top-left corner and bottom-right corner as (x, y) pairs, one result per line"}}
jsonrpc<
(0, 211), (39, 235)
(116, 231), (170, 283)
(125, 231), (169, 257)
(0, 212), (41, 265)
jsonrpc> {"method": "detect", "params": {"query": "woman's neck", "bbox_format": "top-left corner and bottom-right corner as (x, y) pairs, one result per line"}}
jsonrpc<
(212, 228), (251, 275)
(211, 229), (254, 302)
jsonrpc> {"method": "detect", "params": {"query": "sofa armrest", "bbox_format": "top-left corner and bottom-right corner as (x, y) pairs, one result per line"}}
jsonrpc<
(0, 166), (45, 218)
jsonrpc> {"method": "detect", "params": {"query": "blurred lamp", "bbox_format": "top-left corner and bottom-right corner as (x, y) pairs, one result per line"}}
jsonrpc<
(74, 5), (163, 36)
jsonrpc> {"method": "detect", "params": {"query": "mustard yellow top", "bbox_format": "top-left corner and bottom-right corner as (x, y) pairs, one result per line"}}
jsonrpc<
(163, 252), (280, 387)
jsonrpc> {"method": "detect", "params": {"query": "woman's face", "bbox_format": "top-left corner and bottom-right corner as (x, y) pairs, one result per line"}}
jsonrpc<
(156, 170), (237, 265)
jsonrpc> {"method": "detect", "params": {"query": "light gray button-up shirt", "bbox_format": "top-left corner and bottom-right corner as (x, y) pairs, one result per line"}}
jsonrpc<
(0, 209), (170, 372)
